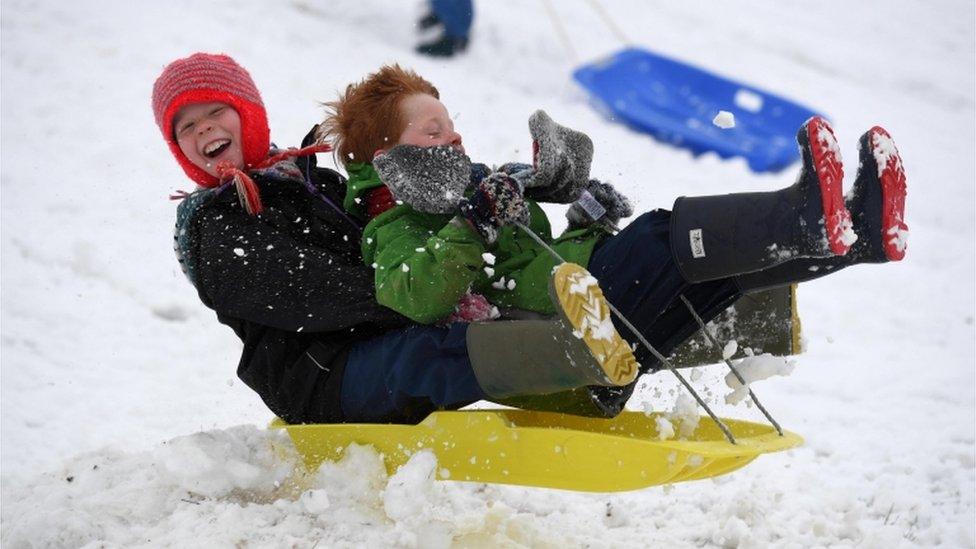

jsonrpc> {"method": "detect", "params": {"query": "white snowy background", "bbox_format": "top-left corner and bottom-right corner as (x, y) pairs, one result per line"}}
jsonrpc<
(2, 0), (974, 547)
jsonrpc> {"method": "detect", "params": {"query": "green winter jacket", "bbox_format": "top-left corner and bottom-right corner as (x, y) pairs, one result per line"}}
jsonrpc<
(361, 197), (607, 324)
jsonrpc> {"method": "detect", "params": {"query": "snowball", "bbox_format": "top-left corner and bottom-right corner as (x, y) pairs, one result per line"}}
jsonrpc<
(724, 353), (796, 405)
(401, 264), (410, 273)
(233, 248), (245, 257)
(482, 252), (496, 265)
(655, 416), (675, 440)
(722, 340), (738, 360)
(669, 393), (701, 438)
(483, 266), (495, 277)
(712, 111), (735, 129)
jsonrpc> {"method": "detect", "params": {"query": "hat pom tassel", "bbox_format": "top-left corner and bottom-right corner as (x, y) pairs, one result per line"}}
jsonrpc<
(217, 161), (264, 215)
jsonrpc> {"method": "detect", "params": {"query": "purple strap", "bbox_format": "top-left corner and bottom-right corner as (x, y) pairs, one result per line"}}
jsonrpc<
(302, 172), (364, 233)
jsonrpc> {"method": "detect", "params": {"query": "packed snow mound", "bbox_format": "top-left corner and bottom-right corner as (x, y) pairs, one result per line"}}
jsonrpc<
(4, 423), (972, 548)
(0, 428), (563, 548)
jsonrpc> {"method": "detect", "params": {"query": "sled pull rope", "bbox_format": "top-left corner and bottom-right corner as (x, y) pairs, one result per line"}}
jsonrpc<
(514, 222), (737, 444)
(679, 294), (784, 436)
(540, 0), (579, 63)
(583, 0), (632, 46)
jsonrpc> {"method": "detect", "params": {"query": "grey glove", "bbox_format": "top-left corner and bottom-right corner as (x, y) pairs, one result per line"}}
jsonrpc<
(373, 144), (472, 214)
(524, 110), (594, 204)
(566, 179), (634, 232)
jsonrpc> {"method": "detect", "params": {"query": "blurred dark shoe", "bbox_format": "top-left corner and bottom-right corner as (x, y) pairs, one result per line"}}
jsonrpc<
(416, 34), (469, 57)
(417, 12), (441, 30)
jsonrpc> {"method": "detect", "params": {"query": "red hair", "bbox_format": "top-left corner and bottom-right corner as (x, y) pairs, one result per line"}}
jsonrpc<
(319, 65), (439, 166)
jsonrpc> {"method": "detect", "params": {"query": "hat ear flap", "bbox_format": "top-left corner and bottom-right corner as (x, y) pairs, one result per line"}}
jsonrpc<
(235, 99), (270, 170)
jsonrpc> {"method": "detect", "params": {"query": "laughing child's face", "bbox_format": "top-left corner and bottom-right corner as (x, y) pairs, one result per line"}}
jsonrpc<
(174, 102), (243, 178)
(389, 93), (464, 155)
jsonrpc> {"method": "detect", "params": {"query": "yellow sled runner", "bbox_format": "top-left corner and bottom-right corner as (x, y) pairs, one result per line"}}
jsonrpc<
(274, 409), (801, 492)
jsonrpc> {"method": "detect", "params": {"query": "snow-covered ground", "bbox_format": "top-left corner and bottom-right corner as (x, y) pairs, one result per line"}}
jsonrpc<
(2, 0), (973, 546)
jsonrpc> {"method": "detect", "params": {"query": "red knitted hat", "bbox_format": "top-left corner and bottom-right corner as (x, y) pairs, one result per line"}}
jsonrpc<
(152, 53), (270, 187)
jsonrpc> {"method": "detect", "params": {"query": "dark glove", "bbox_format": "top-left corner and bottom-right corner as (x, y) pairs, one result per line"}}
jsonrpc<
(497, 162), (534, 189)
(523, 110), (594, 203)
(459, 172), (530, 244)
(566, 179), (634, 232)
(373, 144), (471, 214)
(472, 162), (535, 190)
(470, 162), (493, 188)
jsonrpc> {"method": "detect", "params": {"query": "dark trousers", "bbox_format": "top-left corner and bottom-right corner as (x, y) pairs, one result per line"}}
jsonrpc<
(341, 322), (482, 423)
(430, 0), (474, 39)
(342, 210), (741, 422)
(588, 210), (741, 372)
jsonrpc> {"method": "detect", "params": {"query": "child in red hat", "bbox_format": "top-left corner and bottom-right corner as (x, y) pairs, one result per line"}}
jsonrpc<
(152, 53), (270, 185)
(155, 53), (421, 424)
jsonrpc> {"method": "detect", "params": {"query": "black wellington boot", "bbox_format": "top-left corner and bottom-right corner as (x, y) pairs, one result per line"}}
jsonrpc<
(670, 116), (854, 283)
(736, 125), (909, 293)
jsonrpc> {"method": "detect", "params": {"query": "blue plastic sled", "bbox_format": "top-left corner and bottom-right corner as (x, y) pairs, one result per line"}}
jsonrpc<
(573, 47), (823, 173)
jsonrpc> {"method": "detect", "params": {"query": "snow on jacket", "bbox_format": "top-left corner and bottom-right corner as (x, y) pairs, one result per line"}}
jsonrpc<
(354, 164), (608, 324)
(174, 129), (412, 424)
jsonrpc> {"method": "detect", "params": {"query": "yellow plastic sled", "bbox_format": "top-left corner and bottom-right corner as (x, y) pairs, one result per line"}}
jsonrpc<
(273, 409), (802, 492)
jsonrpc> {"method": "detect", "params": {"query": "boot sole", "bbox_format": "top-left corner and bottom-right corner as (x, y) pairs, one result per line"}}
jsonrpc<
(803, 116), (853, 256)
(549, 263), (638, 386)
(865, 127), (909, 261)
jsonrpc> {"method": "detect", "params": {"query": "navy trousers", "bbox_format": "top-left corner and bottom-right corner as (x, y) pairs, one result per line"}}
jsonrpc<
(588, 210), (741, 371)
(430, 0), (474, 39)
(341, 322), (483, 423)
(342, 210), (741, 422)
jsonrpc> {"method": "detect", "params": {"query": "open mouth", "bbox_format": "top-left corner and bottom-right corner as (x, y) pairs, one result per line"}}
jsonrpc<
(203, 139), (232, 159)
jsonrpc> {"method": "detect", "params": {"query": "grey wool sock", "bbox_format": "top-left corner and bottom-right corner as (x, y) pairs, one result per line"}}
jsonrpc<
(524, 110), (594, 204)
(373, 144), (472, 214)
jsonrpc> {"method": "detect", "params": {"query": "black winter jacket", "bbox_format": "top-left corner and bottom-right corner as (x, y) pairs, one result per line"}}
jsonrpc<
(175, 129), (412, 423)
